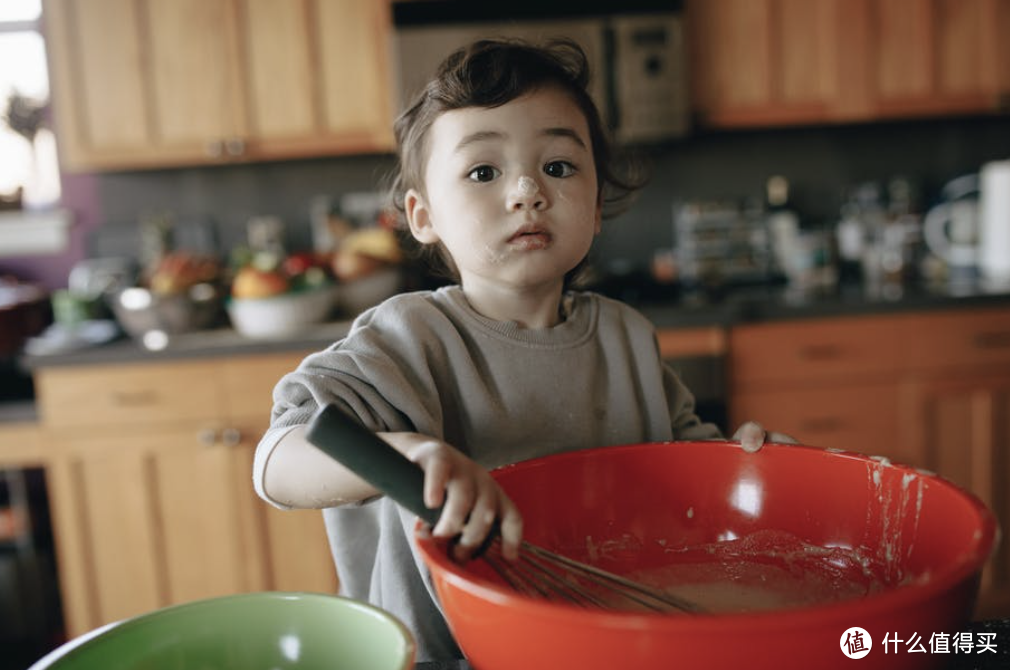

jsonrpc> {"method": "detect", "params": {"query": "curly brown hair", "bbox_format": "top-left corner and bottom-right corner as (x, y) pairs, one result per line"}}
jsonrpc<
(386, 38), (645, 283)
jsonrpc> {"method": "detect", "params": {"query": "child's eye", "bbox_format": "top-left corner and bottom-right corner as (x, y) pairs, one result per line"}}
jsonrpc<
(467, 165), (500, 182)
(544, 161), (576, 178)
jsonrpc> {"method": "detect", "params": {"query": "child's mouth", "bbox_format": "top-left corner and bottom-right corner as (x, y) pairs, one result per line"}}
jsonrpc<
(508, 229), (552, 250)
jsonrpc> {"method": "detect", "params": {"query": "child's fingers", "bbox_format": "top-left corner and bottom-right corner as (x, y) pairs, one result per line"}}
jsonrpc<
(421, 453), (451, 510)
(733, 421), (766, 453)
(497, 498), (524, 562)
(766, 430), (798, 444)
(433, 476), (475, 538)
(453, 488), (499, 560)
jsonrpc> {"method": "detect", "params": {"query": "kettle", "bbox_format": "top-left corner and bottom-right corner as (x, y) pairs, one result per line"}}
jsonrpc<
(923, 174), (980, 277)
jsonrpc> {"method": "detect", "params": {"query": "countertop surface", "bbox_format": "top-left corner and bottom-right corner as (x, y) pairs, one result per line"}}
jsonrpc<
(18, 280), (1010, 372)
(415, 620), (1010, 669)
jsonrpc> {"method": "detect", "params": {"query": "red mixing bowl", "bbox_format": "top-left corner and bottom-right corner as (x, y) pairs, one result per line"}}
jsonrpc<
(415, 441), (997, 670)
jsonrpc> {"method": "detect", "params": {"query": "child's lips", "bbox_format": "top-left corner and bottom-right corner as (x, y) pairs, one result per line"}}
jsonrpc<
(507, 226), (552, 249)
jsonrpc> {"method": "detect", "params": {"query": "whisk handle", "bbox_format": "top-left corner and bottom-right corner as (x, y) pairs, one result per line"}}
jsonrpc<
(305, 403), (440, 527)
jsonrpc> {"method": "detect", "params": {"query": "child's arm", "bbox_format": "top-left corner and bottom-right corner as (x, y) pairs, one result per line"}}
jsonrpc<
(257, 426), (523, 560)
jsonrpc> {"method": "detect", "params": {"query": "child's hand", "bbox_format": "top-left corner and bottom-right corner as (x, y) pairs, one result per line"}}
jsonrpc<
(399, 434), (523, 562)
(731, 421), (798, 453)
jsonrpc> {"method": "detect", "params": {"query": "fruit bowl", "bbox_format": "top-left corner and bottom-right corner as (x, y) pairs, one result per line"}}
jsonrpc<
(227, 284), (338, 339)
(415, 441), (997, 670)
(29, 592), (414, 670)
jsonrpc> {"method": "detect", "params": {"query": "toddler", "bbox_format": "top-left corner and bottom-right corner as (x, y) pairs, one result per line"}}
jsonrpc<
(253, 38), (788, 661)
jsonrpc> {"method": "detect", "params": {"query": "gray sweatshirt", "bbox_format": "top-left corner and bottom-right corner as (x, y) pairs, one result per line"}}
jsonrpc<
(253, 286), (720, 660)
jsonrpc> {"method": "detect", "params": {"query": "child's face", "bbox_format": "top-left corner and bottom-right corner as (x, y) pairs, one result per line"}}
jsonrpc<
(405, 86), (602, 294)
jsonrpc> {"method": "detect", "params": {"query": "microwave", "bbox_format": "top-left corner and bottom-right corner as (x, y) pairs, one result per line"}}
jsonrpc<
(390, 1), (690, 144)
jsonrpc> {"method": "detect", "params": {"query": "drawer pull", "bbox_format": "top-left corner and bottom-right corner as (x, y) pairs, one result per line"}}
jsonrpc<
(221, 427), (242, 447)
(973, 331), (1010, 349)
(798, 345), (844, 361)
(110, 390), (158, 406)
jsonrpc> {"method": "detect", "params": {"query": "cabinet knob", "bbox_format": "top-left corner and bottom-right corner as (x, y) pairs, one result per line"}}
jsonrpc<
(220, 427), (242, 447)
(224, 138), (245, 156)
(197, 427), (218, 446)
(205, 140), (224, 158)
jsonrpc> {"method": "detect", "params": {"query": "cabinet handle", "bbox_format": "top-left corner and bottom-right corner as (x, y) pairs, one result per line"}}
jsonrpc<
(798, 344), (844, 361)
(197, 428), (218, 446)
(220, 427), (242, 447)
(973, 331), (1010, 350)
(205, 140), (224, 158)
(224, 138), (245, 156)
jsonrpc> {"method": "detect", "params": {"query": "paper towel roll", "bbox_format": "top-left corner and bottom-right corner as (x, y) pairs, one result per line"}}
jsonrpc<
(980, 160), (1010, 283)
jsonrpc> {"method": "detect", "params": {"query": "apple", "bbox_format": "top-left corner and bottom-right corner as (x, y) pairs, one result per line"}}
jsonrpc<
(231, 266), (289, 299)
(331, 249), (385, 282)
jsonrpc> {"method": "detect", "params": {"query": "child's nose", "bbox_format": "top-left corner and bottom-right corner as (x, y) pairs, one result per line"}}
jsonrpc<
(506, 175), (546, 211)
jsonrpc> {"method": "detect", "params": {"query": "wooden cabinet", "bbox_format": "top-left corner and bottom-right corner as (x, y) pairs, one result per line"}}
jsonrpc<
(729, 313), (908, 459)
(729, 306), (1010, 617)
(687, 0), (1010, 128)
(42, 0), (395, 172)
(35, 351), (337, 638)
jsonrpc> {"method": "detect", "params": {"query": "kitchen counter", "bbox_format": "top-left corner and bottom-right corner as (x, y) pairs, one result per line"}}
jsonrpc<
(19, 280), (1010, 370)
(6, 279), (1008, 428)
(415, 620), (1010, 669)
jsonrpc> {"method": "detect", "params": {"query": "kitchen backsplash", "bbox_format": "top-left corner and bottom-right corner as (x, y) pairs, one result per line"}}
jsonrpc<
(3, 114), (1010, 292)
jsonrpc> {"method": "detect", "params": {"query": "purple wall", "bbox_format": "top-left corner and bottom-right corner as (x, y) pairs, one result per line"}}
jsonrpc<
(0, 172), (102, 291)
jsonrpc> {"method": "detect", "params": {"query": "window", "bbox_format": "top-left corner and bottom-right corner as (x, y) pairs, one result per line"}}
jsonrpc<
(0, 0), (60, 209)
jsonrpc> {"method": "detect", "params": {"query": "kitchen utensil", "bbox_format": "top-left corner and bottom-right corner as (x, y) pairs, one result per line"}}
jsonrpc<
(29, 592), (415, 670)
(304, 404), (702, 614)
(413, 440), (996, 670)
(979, 159), (1010, 285)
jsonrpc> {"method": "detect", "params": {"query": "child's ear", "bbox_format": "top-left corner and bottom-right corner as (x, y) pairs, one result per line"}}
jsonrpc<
(405, 189), (440, 244)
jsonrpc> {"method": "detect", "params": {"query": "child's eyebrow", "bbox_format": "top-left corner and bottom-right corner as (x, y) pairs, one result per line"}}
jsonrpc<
(541, 127), (588, 149)
(453, 127), (588, 153)
(454, 131), (504, 152)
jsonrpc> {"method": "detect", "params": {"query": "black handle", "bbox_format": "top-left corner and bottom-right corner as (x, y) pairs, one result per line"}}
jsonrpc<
(305, 404), (440, 526)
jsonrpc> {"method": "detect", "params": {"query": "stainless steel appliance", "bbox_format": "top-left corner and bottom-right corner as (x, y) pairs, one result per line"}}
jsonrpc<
(391, 1), (690, 144)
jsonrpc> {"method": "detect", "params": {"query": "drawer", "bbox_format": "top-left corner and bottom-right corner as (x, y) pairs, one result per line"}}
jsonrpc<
(730, 381), (912, 464)
(729, 314), (904, 389)
(656, 326), (727, 358)
(902, 307), (1010, 373)
(35, 360), (225, 429)
(219, 351), (311, 419)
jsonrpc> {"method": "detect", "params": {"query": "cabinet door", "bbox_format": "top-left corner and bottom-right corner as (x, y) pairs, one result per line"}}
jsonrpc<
(688, 0), (864, 127)
(731, 381), (904, 460)
(144, 0), (246, 158)
(238, 0), (395, 159)
(872, 0), (1010, 118)
(900, 373), (1010, 616)
(43, 0), (154, 170)
(43, 0), (395, 171)
(47, 428), (267, 637)
(220, 353), (339, 594)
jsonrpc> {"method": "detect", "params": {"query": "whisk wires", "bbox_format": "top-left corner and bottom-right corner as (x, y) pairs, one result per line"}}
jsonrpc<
(479, 539), (705, 614)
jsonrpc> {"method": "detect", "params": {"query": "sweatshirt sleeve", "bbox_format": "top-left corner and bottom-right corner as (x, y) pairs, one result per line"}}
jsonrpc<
(663, 362), (724, 440)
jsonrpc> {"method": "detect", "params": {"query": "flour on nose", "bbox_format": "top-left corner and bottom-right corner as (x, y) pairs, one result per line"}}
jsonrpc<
(517, 175), (539, 196)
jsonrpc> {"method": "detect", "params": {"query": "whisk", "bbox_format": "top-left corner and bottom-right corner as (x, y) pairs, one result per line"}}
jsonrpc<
(305, 404), (704, 614)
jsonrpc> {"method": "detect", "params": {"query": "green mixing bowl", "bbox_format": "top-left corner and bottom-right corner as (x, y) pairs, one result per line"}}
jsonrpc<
(29, 592), (415, 670)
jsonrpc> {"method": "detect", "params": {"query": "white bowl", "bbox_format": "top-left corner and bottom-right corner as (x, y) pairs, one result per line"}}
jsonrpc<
(227, 285), (337, 339)
(339, 268), (402, 315)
